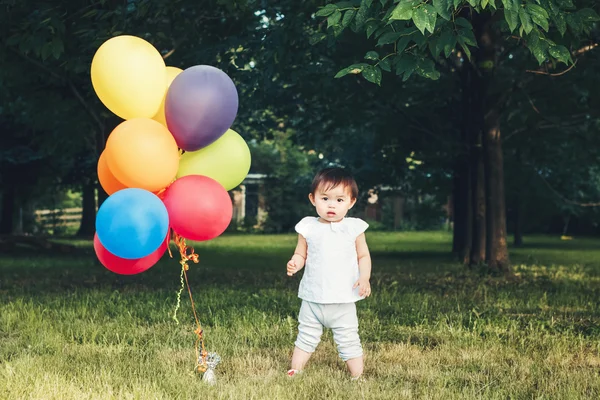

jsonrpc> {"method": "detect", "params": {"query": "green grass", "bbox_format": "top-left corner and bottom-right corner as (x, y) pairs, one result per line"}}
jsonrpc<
(1, 232), (599, 399)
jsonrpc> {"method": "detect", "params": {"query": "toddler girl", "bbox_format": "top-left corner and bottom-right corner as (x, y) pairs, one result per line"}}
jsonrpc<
(286, 167), (372, 379)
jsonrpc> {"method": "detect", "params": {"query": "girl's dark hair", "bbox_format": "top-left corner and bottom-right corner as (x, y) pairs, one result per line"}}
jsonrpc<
(310, 167), (359, 199)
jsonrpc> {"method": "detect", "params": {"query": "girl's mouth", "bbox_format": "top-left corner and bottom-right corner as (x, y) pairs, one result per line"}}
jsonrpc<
(327, 212), (336, 216)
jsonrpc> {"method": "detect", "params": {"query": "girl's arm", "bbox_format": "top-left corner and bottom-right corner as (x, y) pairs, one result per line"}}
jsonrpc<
(287, 234), (307, 276)
(353, 233), (372, 297)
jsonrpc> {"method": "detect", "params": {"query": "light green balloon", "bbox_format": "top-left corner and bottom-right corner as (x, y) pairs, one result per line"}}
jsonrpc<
(177, 129), (251, 191)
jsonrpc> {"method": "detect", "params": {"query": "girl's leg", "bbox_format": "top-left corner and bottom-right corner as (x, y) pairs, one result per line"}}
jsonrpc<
(330, 303), (363, 378)
(290, 301), (323, 373)
(290, 347), (313, 371)
(345, 356), (364, 378)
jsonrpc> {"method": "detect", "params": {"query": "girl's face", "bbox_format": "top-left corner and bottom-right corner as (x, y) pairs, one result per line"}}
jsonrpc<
(309, 183), (357, 223)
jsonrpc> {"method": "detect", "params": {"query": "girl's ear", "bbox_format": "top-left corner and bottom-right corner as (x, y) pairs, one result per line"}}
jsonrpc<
(349, 197), (357, 209)
(309, 193), (316, 206)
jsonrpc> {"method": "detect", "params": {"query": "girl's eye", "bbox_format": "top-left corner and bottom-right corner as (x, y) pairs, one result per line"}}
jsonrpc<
(337, 198), (344, 202)
(322, 197), (328, 201)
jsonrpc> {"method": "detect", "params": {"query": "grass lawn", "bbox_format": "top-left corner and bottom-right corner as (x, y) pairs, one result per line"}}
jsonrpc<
(1, 231), (599, 399)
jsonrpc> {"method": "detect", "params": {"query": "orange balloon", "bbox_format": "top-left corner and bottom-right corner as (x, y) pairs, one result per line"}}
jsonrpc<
(106, 118), (179, 192)
(97, 151), (128, 195)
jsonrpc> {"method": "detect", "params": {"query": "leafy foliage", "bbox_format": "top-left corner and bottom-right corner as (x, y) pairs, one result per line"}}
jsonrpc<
(314, 0), (600, 83)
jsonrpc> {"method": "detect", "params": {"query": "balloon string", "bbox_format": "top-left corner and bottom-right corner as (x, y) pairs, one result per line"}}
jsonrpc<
(172, 265), (184, 325)
(171, 232), (208, 373)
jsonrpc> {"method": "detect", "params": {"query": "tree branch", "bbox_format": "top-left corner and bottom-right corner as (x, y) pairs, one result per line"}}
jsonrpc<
(526, 61), (577, 77)
(163, 48), (176, 59)
(10, 48), (106, 141)
(536, 171), (600, 207)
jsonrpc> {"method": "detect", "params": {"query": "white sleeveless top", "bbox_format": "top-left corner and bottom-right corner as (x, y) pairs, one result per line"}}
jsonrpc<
(295, 216), (369, 304)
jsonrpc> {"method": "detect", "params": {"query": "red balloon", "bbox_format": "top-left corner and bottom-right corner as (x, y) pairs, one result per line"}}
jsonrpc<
(162, 175), (232, 241)
(94, 233), (168, 275)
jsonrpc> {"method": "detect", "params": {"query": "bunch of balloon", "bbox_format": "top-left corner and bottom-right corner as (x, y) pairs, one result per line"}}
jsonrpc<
(91, 34), (251, 271)
(90, 35), (251, 378)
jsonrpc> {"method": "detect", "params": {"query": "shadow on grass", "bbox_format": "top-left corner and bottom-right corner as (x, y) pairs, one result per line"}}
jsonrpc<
(2, 235), (599, 339)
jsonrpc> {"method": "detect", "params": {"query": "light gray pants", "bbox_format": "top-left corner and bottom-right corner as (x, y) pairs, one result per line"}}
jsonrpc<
(294, 300), (363, 361)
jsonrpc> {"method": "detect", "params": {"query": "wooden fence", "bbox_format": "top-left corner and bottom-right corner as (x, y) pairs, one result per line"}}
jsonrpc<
(35, 207), (82, 232)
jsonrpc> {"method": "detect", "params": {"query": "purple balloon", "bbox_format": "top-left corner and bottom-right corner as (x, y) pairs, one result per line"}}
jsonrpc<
(165, 65), (239, 151)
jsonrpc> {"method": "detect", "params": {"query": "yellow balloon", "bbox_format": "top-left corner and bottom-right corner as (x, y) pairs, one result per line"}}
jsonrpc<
(91, 35), (166, 120)
(177, 129), (251, 191)
(152, 66), (183, 126)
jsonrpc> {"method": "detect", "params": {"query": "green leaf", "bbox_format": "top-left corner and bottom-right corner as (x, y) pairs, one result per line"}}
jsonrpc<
(501, 0), (514, 10)
(380, 0), (390, 5)
(334, 63), (370, 78)
(566, 12), (583, 35)
(410, 30), (428, 48)
(390, 1), (415, 21)
(51, 37), (64, 59)
(343, 9), (357, 29)
(379, 57), (392, 72)
(309, 32), (328, 45)
(542, 0), (559, 16)
(354, 3), (369, 30)
(433, 0), (451, 21)
(481, 0), (489, 8)
(41, 43), (52, 61)
(504, 9), (519, 32)
(576, 8), (600, 23)
(458, 28), (477, 47)
(366, 20), (379, 38)
(467, 0), (479, 7)
(548, 44), (572, 65)
(365, 50), (380, 60)
(328, 10), (342, 28)
(6, 35), (21, 46)
(454, 17), (473, 30)
(552, 13), (567, 36)
(316, 4), (338, 17)
(362, 65), (383, 85)
(457, 36), (472, 60)
(363, 0), (374, 7)
(519, 8), (534, 34)
(424, 4), (438, 33)
(377, 32), (403, 45)
(428, 36), (440, 58)
(374, 25), (390, 39)
(396, 35), (412, 53)
(525, 30), (548, 64)
(554, 0), (574, 9)
(416, 58), (441, 80)
(438, 31), (457, 57)
(526, 4), (549, 31)
(413, 5), (437, 34)
(395, 54), (418, 80)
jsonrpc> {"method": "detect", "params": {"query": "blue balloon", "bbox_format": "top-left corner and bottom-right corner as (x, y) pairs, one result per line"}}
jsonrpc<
(165, 65), (239, 152)
(96, 188), (169, 259)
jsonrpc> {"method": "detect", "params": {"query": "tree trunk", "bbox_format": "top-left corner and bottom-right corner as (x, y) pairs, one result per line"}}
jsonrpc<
(471, 129), (486, 265)
(77, 183), (96, 237)
(483, 107), (510, 273)
(475, 13), (511, 274)
(453, 11), (511, 274)
(453, 58), (476, 263)
(392, 196), (404, 230)
(0, 186), (15, 235)
(97, 183), (109, 207)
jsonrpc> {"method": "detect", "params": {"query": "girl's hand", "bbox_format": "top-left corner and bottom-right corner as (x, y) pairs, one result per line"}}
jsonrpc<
(353, 277), (372, 297)
(287, 259), (297, 276)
